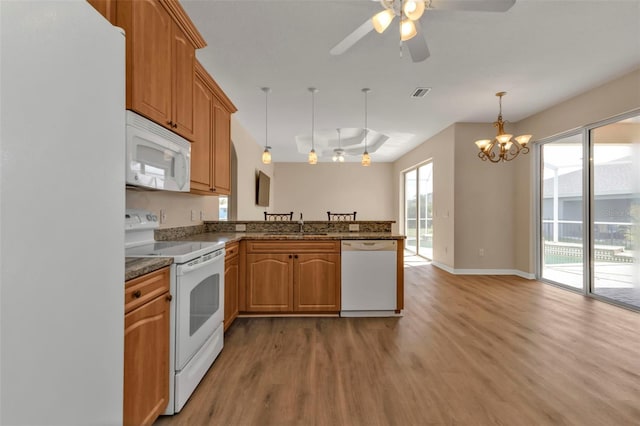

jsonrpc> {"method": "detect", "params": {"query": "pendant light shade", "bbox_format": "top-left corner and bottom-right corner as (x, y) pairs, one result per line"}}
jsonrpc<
(308, 87), (319, 165)
(261, 87), (272, 164)
(361, 88), (372, 167)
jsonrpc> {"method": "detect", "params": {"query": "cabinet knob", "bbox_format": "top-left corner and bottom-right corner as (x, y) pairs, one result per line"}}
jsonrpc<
(294, 255), (298, 259)
(166, 294), (173, 302)
(167, 120), (173, 126)
(133, 290), (142, 298)
(172, 123), (177, 128)
(288, 254), (292, 259)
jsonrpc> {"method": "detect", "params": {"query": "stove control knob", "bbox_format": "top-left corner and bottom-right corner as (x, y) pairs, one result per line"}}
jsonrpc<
(151, 215), (158, 222)
(146, 214), (153, 221)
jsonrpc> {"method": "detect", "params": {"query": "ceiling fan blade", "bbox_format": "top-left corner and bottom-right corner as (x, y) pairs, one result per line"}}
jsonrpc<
(406, 22), (430, 63)
(429, 0), (516, 12)
(330, 18), (375, 56)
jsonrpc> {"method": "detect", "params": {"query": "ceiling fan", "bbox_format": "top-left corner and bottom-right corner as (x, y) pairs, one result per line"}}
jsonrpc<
(330, 0), (516, 62)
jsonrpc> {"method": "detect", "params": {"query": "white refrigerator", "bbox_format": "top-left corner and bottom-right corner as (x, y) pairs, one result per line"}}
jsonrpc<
(1, 2), (125, 424)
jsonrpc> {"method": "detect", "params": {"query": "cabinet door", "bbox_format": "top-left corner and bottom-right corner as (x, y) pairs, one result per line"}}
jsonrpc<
(171, 22), (195, 141)
(246, 254), (293, 312)
(129, 0), (172, 127)
(224, 255), (239, 330)
(124, 293), (170, 426)
(213, 101), (231, 195)
(294, 253), (341, 312)
(190, 71), (214, 193)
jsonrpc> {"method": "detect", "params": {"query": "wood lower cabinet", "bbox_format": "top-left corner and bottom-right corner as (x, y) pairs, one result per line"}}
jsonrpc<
(190, 61), (236, 195)
(244, 241), (341, 313)
(124, 267), (171, 426)
(224, 242), (239, 330)
(117, 0), (205, 141)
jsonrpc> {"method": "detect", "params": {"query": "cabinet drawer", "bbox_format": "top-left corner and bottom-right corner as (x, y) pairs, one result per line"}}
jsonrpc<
(246, 240), (339, 254)
(225, 241), (239, 261)
(125, 266), (170, 314)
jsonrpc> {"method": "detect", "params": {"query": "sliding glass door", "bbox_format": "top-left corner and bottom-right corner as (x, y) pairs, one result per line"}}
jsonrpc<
(538, 111), (639, 309)
(590, 117), (639, 308)
(404, 162), (433, 259)
(540, 135), (584, 289)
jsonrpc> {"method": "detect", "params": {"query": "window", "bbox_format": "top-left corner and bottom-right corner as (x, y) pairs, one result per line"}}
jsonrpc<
(404, 161), (433, 259)
(218, 196), (228, 221)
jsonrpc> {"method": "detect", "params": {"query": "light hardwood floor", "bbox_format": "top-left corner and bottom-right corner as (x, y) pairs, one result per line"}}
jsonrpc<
(156, 263), (640, 426)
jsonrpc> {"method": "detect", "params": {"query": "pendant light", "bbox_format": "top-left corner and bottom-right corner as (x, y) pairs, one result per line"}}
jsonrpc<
(332, 128), (345, 162)
(308, 87), (318, 165)
(361, 88), (371, 167)
(261, 87), (272, 164)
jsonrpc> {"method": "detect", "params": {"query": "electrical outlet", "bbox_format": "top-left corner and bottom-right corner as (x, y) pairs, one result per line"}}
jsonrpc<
(348, 224), (360, 232)
(479, 248), (485, 257)
(235, 224), (247, 231)
(159, 209), (166, 224)
(191, 210), (196, 221)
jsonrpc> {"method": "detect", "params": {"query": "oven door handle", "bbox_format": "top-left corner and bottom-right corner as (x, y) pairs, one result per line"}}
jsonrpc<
(177, 250), (225, 276)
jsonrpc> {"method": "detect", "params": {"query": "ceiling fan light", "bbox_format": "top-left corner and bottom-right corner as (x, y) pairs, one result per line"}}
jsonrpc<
(400, 19), (417, 41)
(372, 9), (395, 33)
(339, 155), (345, 162)
(403, 0), (425, 21)
(308, 149), (318, 165)
(262, 147), (272, 164)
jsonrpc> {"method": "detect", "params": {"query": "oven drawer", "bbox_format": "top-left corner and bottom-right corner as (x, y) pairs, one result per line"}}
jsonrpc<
(125, 266), (170, 314)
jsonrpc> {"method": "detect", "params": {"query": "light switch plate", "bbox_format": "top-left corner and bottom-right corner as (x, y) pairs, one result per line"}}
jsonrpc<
(348, 224), (359, 232)
(235, 224), (247, 232)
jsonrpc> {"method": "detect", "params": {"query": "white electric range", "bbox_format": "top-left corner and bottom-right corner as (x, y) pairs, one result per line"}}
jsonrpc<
(125, 209), (225, 414)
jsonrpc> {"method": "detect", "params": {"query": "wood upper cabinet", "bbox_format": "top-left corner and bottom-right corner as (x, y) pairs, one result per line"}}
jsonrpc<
(124, 267), (171, 426)
(213, 101), (232, 194)
(191, 68), (214, 192)
(244, 241), (341, 313)
(224, 242), (240, 330)
(117, 0), (205, 141)
(87, 0), (117, 24)
(190, 61), (237, 195)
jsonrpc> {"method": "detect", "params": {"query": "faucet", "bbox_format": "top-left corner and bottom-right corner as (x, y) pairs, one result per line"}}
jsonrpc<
(298, 213), (304, 233)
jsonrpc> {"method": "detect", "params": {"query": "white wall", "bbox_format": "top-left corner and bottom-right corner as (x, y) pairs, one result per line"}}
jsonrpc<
(126, 189), (218, 228)
(231, 116), (275, 220)
(272, 162), (394, 221)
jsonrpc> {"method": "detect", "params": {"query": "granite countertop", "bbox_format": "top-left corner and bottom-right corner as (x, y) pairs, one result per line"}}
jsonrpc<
(125, 257), (173, 282)
(172, 231), (406, 244)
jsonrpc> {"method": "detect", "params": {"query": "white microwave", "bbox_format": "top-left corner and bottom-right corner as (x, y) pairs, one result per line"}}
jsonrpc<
(125, 110), (191, 192)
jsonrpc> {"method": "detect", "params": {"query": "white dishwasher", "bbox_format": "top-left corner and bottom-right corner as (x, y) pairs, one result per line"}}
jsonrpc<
(341, 240), (398, 317)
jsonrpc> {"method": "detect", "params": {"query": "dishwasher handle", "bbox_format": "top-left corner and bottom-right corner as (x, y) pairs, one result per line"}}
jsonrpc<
(341, 240), (397, 251)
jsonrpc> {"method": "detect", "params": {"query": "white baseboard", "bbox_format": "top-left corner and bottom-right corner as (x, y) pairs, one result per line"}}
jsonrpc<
(431, 262), (535, 280)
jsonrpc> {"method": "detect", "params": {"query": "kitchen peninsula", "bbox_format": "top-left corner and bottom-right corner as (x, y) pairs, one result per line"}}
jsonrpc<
(126, 220), (405, 330)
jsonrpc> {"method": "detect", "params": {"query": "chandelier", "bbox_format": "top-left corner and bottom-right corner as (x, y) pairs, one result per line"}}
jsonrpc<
(474, 91), (532, 163)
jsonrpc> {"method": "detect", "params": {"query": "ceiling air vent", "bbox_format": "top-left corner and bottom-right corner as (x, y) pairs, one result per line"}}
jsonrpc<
(410, 87), (431, 98)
